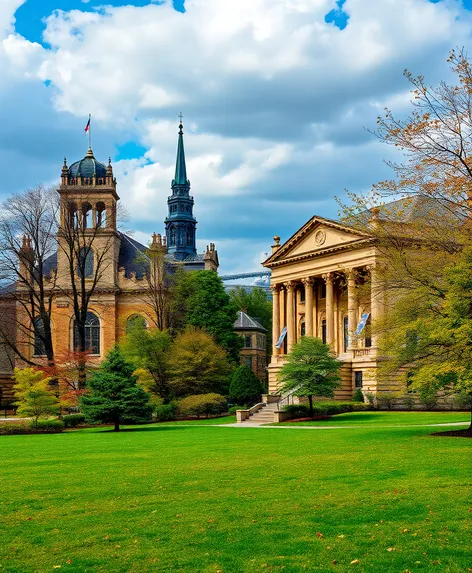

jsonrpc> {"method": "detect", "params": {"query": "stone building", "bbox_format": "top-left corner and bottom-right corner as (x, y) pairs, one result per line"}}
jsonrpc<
(0, 120), (218, 404)
(234, 311), (267, 380)
(263, 214), (383, 399)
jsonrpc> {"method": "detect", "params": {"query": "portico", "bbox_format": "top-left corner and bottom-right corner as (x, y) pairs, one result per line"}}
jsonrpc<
(264, 217), (382, 399)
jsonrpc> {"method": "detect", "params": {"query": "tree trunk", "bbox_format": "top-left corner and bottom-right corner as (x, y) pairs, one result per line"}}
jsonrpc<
(114, 419), (120, 432)
(308, 395), (314, 417)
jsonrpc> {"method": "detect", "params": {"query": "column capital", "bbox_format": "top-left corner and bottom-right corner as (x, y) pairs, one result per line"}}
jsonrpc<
(270, 284), (281, 293)
(284, 281), (296, 292)
(322, 272), (333, 284)
(302, 277), (314, 287)
(365, 264), (376, 273)
(346, 268), (357, 281)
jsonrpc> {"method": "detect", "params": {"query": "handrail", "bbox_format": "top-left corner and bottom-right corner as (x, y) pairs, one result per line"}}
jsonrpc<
(276, 384), (303, 411)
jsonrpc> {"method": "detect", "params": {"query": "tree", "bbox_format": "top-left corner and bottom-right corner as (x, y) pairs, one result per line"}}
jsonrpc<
(173, 271), (243, 361)
(229, 286), (272, 356)
(80, 347), (152, 431)
(13, 368), (60, 426)
(229, 365), (264, 405)
(168, 328), (233, 397)
(280, 337), (341, 416)
(0, 186), (58, 367)
(121, 326), (173, 403)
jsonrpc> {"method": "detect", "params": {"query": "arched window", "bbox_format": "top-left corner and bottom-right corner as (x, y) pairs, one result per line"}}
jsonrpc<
(126, 314), (147, 334)
(78, 248), (94, 277)
(186, 231), (192, 245)
(300, 321), (306, 337)
(96, 202), (107, 228)
(82, 203), (92, 228)
(170, 226), (176, 245)
(70, 205), (79, 228)
(33, 317), (46, 356)
(73, 312), (100, 355)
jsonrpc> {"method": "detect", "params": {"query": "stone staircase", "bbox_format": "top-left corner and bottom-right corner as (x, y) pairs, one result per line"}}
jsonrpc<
(241, 401), (279, 425)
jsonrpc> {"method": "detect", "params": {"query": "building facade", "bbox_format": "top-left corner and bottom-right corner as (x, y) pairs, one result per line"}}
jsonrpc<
(263, 215), (384, 399)
(234, 311), (267, 380)
(0, 121), (218, 404)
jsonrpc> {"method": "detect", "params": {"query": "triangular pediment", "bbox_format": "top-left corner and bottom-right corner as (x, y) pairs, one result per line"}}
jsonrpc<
(265, 217), (371, 265)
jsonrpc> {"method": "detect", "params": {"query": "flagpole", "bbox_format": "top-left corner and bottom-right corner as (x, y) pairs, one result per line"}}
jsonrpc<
(88, 114), (92, 150)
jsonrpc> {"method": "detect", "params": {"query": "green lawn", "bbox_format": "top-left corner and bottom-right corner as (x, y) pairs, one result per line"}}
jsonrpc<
(0, 416), (471, 573)
(274, 411), (471, 427)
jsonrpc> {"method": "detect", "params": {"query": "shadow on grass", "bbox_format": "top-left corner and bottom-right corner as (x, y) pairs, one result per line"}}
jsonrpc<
(95, 424), (212, 434)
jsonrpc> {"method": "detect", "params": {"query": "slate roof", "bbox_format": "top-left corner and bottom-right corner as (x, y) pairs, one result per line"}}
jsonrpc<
(68, 149), (107, 179)
(234, 311), (267, 332)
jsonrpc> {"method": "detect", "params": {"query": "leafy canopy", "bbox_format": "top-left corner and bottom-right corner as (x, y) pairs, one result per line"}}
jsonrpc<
(280, 337), (341, 415)
(13, 368), (60, 425)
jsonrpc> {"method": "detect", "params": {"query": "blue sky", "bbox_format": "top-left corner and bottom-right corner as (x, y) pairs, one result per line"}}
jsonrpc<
(2, 0), (472, 274)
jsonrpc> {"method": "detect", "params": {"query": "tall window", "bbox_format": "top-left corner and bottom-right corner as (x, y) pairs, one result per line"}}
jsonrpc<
(364, 315), (372, 348)
(300, 321), (306, 337)
(321, 283), (327, 299)
(170, 226), (176, 245)
(78, 248), (94, 277)
(300, 287), (305, 303)
(244, 356), (252, 369)
(96, 202), (107, 228)
(321, 319), (327, 344)
(82, 203), (92, 228)
(33, 317), (46, 356)
(245, 335), (252, 348)
(343, 316), (349, 352)
(355, 371), (363, 388)
(74, 312), (100, 355)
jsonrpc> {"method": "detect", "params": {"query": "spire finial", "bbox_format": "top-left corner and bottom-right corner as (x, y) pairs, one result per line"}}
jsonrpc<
(178, 112), (183, 135)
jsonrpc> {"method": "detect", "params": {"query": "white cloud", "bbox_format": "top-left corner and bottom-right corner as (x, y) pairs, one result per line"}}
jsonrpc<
(2, 0), (472, 272)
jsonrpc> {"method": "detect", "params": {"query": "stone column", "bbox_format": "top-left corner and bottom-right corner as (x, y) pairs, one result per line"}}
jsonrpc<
(323, 273), (334, 345)
(369, 265), (381, 348)
(347, 268), (357, 350)
(285, 281), (296, 351)
(271, 284), (280, 356)
(302, 277), (314, 336)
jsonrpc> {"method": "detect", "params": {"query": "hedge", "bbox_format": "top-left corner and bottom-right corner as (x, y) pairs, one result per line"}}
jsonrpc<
(62, 414), (86, 428)
(178, 393), (227, 418)
(0, 419), (64, 435)
(283, 401), (372, 418)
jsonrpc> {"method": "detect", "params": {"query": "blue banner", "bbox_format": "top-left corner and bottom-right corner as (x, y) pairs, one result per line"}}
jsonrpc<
(355, 313), (370, 335)
(275, 326), (287, 348)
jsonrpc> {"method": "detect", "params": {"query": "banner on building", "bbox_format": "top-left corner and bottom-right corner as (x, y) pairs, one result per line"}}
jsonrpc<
(275, 326), (287, 348)
(355, 313), (370, 335)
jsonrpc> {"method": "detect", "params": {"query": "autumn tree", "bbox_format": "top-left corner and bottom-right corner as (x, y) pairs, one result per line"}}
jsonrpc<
(13, 368), (60, 426)
(168, 328), (233, 397)
(0, 186), (58, 367)
(121, 325), (173, 403)
(280, 337), (341, 417)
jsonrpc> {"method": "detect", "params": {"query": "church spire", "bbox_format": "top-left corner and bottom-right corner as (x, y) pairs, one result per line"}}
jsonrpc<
(173, 113), (188, 186)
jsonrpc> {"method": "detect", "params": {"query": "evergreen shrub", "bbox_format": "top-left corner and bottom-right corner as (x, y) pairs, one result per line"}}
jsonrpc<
(229, 365), (263, 405)
(178, 393), (227, 418)
(352, 389), (365, 402)
(32, 419), (64, 432)
(63, 414), (86, 428)
(283, 401), (372, 418)
(229, 405), (247, 414)
(153, 403), (179, 422)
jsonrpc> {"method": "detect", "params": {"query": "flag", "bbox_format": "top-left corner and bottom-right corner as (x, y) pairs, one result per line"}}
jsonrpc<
(84, 116), (90, 135)
(275, 326), (287, 349)
(355, 313), (370, 335)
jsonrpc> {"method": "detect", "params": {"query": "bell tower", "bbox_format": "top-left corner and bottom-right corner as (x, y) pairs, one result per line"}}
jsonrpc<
(57, 147), (121, 287)
(165, 118), (197, 261)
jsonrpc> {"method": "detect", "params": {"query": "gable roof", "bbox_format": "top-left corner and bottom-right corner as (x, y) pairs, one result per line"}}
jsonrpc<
(263, 215), (372, 268)
(234, 310), (267, 332)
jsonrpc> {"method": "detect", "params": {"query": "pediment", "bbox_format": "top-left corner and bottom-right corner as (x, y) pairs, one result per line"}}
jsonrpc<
(266, 217), (371, 265)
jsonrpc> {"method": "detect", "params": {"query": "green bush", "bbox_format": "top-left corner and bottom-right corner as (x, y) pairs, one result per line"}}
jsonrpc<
(377, 392), (399, 410)
(419, 389), (438, 410)
(0, 421), (30, 435)
(283, 401), (372, 418)
(229, 366), (264, 405)
(178, 393), (227, 418)
(454, 391), (472, 410)
(364, 392), (376, 406)
(153, 403), (178, 422)
(352, 389), (365, 402)
(63, 414), (86, 428)
(31, 419), (64, 432)
(229, 405), (247, 414)
(401, 393), (415, 410)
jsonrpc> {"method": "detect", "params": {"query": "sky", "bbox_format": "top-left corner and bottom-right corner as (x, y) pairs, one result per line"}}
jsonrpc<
(2, 0), (472, 275)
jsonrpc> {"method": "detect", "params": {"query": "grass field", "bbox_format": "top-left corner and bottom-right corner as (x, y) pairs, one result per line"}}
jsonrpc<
(1, 413), (471, 573)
